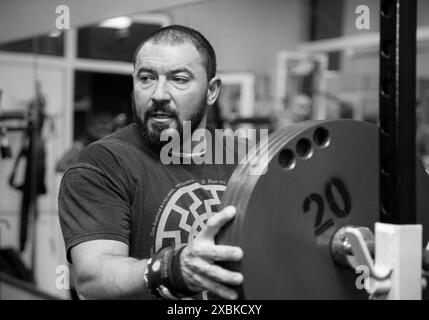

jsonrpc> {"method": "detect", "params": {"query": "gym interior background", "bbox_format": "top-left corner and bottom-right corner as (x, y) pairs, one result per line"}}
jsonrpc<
(0, 0), (428, 299)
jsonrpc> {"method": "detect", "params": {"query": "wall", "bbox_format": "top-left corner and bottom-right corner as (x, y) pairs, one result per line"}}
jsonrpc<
(165, 0), (309, 73)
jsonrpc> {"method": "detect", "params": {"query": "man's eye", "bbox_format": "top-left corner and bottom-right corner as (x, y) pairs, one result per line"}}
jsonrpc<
(139, 75), (153, 82)
(173, 77), (189, 84)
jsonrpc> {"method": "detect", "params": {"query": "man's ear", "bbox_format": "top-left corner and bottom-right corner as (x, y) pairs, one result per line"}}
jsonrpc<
(206, 77), (221, 106)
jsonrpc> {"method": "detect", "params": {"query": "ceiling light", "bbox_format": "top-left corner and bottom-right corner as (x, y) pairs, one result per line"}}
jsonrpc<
(99, 17), (132, 30)
(48, 30), (62, 37)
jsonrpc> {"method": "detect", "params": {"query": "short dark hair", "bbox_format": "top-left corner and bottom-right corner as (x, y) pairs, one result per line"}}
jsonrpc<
(132, 25), (217, 80)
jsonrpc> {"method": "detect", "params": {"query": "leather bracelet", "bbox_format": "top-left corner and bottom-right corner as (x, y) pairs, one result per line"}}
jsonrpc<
(145, 245), (196, 299)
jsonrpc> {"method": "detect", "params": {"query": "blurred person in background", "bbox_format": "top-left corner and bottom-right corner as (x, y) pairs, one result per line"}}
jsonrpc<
(272, 93), (312, 129)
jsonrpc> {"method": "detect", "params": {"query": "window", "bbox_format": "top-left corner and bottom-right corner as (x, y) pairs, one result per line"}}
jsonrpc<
(0, 32), (64, 56)
(77, 15), (169, 62)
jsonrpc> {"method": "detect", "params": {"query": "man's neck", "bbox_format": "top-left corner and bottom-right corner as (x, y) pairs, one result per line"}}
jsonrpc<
(176, 117), (208, 156)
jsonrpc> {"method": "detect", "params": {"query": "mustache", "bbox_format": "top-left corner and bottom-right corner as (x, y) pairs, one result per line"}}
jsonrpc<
(146, 103), (179, 118)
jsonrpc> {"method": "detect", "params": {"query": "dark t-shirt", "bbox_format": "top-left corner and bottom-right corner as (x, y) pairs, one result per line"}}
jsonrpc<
(58, 123), (241, 266)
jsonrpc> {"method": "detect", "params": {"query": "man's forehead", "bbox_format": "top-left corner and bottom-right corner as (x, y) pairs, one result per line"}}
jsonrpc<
(135, 41), (204, 71)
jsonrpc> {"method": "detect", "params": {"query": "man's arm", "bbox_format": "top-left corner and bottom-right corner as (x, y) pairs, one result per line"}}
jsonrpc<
(71, 240), (152, 300)
(70, 206), (244, 300)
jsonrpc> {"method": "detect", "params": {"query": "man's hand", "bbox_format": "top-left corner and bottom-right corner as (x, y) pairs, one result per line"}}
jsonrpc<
(180, 206), (244, 300)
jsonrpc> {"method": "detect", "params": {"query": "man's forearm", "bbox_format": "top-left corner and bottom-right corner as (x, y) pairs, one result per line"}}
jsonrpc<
(74, 254), (153, 299)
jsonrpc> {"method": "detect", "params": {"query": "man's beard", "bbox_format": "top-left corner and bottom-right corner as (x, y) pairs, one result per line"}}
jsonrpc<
(132, 96), (206, 152)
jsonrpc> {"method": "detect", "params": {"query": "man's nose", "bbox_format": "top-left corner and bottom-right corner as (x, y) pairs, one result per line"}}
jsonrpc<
(151, 78), (171, 103)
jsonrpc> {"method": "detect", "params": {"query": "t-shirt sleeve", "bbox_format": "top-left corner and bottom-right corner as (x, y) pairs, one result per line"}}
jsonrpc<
(58, 147), (132, 263)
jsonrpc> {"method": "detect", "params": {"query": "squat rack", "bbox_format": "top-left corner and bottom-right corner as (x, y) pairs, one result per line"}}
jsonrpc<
(379, 0), (417, 224)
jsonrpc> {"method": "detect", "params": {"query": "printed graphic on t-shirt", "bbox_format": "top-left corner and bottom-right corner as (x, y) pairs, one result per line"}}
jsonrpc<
(154, 181), (226, 252)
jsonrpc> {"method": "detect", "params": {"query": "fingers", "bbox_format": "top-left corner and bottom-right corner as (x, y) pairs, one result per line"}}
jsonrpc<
(200, 206), (236, 240)
(191, 272), (239, 300)
(190, 257), (243, 286)
(198, 245), (243, 262)
(178, 205), (242, 299)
